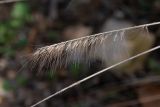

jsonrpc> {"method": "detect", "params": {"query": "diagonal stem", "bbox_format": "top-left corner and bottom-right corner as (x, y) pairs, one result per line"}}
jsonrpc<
(0, 0), (25, 4)
(38, 21), (160, 48)
(30, 45), (160, 107)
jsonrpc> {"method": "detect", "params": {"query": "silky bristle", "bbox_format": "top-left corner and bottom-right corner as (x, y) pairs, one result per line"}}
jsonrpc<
(28, 30), (124, 72)
(28, 27), (149, 72)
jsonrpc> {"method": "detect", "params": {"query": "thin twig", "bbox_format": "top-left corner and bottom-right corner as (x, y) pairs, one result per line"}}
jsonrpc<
(109, 94), (160, 107)
(125, 75), (160, 86)
(0, 0), (25, 4)
(88, 75), (160, 103)
(30, 45), (160, 107)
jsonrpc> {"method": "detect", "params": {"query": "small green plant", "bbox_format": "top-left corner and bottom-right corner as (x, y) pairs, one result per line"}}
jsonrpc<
(3, 80), (14, 91)
(0, 2), (31, 57)
(149, 58), (160, 74)
(70, 63), (81, 78)
(16, 75), (28, 86)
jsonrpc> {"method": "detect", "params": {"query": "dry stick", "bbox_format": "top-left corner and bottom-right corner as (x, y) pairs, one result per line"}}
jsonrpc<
(108, 94), (160, 107)
(125, 75), (160, 86)
(87, 75), (160, 105)
(30, 45), (160, 107)
(0, 0), (25, 4)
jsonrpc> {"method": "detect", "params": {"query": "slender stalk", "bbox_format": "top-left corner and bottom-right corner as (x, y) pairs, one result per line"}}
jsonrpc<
(41, 21), (160, 47)
(0, 0), (25, 4)
(108, 94), (160, 107)
(30, 45), (160, 107)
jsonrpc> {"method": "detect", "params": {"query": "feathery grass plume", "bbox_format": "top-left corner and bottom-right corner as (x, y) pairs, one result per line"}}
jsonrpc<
(28, 27), (152, 72)
(28, 29), (128, 72)
(28, 22), (160, 73)
(28, 27), (147, 73)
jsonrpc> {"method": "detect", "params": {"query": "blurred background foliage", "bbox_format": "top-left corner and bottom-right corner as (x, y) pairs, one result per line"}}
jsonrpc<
(0, 0), (160, 107)
(0, 2), (30, 57)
